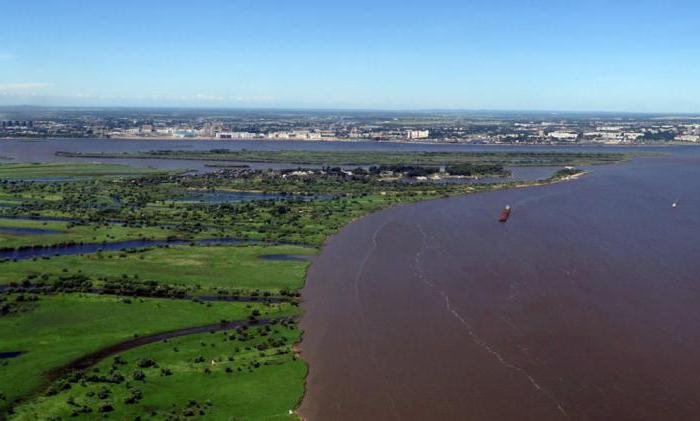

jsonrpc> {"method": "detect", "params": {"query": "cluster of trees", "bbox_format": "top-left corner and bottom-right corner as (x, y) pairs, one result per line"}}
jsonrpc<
(0, 292), (39, 315)
(445, 163), (508, 177)
(369, 165), (440, 177)
(641, 131), (676, 142)
(15, 272), (94, 293)
(551, 168), (583, 179)
(36, 319), (299, 417)
(47, 355), (161, 416)
(102, 277), (188, 299)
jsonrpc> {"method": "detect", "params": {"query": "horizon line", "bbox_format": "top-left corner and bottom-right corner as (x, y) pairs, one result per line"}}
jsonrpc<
(2, 104), (700, 117)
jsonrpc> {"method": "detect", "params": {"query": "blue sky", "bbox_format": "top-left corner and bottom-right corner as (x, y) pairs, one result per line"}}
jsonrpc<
(1, 0), (699, 112)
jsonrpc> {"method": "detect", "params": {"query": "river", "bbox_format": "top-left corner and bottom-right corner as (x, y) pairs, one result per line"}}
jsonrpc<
(298, 149), (700, 420)
(3, 139), (700, 419)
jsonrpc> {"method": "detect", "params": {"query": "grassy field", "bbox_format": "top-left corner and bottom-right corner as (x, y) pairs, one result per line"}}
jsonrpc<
(0, 244), (316, 293)
(11, 323), (304, 420)
(0, 293), (295, 413)
(0, 163), (162, 179)
(0, 218), (175, 249)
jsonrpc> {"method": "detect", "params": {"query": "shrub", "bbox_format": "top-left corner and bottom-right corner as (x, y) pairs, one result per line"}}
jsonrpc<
(99, 403), (114, 413)
(132, 370), (146, 381)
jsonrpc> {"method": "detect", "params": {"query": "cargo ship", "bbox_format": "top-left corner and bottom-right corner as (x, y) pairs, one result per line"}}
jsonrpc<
(499, 205), (511, 222)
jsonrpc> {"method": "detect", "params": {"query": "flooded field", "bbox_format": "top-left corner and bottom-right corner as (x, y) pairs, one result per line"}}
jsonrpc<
(299, 150), (700, 420)
(0, 237), (253, 260)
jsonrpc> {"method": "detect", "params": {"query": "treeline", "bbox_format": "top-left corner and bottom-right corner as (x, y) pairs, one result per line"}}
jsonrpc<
(370, 165), (440, 177)
(550, 168), (583, 179)
(444, 163), (508, 176)
(364, 163), (508, 177)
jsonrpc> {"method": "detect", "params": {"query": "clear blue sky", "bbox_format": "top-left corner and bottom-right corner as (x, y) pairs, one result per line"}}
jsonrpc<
(1, 0), (699, 112)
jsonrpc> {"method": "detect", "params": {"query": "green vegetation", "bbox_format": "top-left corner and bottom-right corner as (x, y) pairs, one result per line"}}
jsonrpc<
(444, 162), (509, 176)
(11, 322), (304, 420)
(0, 293), (294, 410)
(0, 218), (172, 249)
(0, 163), (163, 179)
(551, 167), (585, 180)
(0, 244), (315, 293)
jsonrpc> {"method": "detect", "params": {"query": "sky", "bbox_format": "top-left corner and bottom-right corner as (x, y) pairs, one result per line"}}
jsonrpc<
(1, 0), (699, 112)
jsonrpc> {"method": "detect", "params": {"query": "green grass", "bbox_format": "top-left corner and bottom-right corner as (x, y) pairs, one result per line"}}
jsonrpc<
(0, 163), (163, 179)
(0, 244), (316, 292)
(11, 324), (305, 420)
(0, 219), (175, 249)
(0, 293), (295, 411)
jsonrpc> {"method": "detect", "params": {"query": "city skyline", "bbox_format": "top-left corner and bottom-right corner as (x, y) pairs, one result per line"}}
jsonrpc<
(2, 0), (700, 113)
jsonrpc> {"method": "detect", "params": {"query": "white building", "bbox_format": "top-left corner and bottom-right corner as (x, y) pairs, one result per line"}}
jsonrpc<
(217, 132), (257, 139)
(548, 131), (579, 141)
(406, 130), (430, 140)
(675, 134), (700, 142)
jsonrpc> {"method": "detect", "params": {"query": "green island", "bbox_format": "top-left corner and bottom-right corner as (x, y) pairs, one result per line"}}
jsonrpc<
(0, 153), (619, 419)
(55, 149), (628, 167)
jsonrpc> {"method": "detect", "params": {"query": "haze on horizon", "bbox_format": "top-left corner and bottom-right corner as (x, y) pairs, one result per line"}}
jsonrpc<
(2, 0), (699, 113)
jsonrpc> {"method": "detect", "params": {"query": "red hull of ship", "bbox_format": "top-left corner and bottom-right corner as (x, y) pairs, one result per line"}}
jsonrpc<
(499, 208), (511, 222)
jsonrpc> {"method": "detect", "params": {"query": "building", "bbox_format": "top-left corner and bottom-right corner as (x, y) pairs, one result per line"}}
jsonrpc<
(548, 131), (579, 141)
(406, 130), (430, 140)
(217, 132), (257, 139)
(675, 134), (700, 142)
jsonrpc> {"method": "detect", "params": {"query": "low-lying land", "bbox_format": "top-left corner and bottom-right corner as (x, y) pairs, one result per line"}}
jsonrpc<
(12, 322), (304, 420)
(0, 218), (172, 250)
(1, 293), (296, 412)
(0, 163), (163, 179)
(0, 244), (315, 294)
(0, 151), (618, 419)
(56, 149), (628, 167)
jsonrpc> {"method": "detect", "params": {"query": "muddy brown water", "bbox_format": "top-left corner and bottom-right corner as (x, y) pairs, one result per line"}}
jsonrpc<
(299, 153), (700, 420)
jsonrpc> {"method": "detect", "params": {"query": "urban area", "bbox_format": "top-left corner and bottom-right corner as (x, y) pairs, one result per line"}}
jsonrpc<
(1, 108), (699, 144)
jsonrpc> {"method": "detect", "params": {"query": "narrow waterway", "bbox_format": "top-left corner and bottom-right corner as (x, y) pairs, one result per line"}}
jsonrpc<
(299, 151), (700, 420)
(0, 238), (254, 260)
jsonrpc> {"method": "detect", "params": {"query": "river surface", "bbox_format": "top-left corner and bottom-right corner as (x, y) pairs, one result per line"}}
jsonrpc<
(299, 149), (700, 420)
